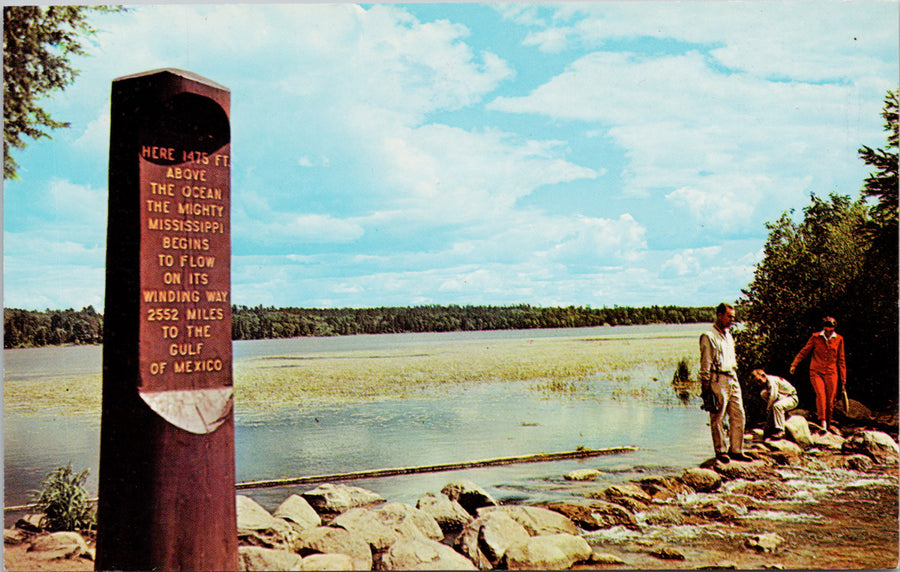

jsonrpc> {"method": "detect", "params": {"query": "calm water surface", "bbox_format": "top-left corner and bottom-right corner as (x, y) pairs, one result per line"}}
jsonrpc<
(4, 324), (710, 518)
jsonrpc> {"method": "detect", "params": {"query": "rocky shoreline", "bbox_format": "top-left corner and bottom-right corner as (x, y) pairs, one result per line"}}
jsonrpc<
(5, 413), (899, 571)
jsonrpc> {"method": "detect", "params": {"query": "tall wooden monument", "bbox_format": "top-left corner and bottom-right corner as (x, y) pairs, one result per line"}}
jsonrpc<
(96, 69), (237, 570)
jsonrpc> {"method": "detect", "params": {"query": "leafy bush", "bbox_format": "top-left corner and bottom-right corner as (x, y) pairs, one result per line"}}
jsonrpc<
(31, 463), (95, 531)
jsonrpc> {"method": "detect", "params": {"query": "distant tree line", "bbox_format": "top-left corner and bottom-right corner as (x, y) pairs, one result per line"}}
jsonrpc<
(4, 306), (103, 348)
(3, 304), (715, 348)
(231, 304), (715, 340)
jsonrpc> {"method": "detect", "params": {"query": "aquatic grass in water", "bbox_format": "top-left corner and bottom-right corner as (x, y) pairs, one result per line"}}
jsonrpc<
(235, 333), (698, 412)
(5, 330), (699, 416)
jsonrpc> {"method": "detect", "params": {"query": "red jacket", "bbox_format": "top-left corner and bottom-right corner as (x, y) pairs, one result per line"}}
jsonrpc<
(791, 331), (846, 381)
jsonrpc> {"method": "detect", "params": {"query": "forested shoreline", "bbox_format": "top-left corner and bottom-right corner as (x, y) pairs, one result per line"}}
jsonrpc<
(3, 304), (715, 349)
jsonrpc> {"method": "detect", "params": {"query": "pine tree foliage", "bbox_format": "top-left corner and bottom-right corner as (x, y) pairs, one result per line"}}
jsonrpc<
(737, 89), (899, 409)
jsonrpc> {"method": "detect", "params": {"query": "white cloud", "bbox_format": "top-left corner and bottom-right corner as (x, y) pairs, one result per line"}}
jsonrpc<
(488, 46), (883, 230)
(499, 2), (897, 81)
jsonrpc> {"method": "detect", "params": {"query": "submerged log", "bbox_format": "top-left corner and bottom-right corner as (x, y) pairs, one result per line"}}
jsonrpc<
(235, 446), (638, 491)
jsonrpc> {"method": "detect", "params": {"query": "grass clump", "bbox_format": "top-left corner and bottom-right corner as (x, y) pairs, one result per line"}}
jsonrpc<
(31, 463), (95, 531)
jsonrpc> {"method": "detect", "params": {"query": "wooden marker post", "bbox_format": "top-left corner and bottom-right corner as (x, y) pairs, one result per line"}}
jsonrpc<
(96, 69), (237, 571)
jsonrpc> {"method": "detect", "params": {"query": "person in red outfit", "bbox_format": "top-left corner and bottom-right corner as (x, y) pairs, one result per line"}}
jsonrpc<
(790, 316), (847, 433)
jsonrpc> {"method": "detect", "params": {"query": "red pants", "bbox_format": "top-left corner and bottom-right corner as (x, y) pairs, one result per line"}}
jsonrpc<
(810, 371), (839, 425)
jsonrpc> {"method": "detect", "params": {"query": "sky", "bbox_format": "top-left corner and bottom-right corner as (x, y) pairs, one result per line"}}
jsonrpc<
(3, 1), (898, 311)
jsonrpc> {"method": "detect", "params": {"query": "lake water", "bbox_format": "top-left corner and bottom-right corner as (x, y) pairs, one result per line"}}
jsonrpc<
(4, 324), (711, 520)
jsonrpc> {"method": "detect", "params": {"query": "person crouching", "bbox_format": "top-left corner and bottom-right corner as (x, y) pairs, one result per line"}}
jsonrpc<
(750, 368), (798, 439)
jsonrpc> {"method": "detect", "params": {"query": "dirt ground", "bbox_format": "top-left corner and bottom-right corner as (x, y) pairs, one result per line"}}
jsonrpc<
(3, 542), (93, 572)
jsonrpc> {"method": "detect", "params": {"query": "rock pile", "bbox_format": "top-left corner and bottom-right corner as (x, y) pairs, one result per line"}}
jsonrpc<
(5, 418), (897, 570)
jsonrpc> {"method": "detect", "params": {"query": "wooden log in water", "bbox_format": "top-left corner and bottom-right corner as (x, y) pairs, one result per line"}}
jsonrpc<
(234, 445), (638, 491)
(4, 446), (637, 512)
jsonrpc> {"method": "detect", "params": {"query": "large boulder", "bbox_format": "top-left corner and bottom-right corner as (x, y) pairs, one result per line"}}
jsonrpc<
(502, 534), (592, 570)
(842, 430), (900, 462)
(635, 476), (694, 500)
(455, 511), (529, 569)
(379, 537), (477, 570)
(746, 532), (785, 553)
(809, 431), (845, 450)
(237, 495), (297, 549)
(27, 531), (89, 560)
(540, 499), (638, 531)
(332, 503), (442, 552)
(563, 469), (602, 481)
(300, 553), (356, 571)
(730, 480), (796, 500)
(239, 546), (303, 571)
(294, 526), (373, 571)
(593, 484), (651, 511)
(416, 492), (473, 533)
(714, 459), (780, 481)
(785, 415), (813, 447)
(680, 467), (722, 492)
(683, 498), (746, 521)
(642, 506), (687, 526)
(765, 438), (804, 455)
(275, 494), (322, 532)
(15, 514), (43, 533)
(479, 505), (578, 536)
(441, 480), (498, 516)
(302, 484), (386, 515)
(839, 398), (873, 423)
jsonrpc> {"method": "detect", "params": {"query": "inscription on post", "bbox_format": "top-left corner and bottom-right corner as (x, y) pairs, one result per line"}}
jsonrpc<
(134, 85), (233, 434)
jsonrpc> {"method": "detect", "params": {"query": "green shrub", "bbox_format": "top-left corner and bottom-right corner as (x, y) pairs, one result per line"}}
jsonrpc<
(31, 463), (95, 531)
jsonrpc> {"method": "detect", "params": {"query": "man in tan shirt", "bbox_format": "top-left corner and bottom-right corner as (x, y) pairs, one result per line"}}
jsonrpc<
(699, 303), (749, 464)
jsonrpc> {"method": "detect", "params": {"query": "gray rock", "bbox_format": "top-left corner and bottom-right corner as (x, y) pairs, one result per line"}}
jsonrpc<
(730, 480), (796, 500)
(563, 469), (602, 481)
(785, 415), (813, 447)
(275, 494), (322, 532)
(842, 430), (900, 462)
(4, 528), (28, 545)
(763, 449), (805, 467)
(237, 495), (297, 549)
(294, 526), (373, 571)
(441, 480), (498, 516)
(715, 459), (780, 481)
(826, 453), (875, 471)
(680, 467), (722, 492)
(15, 514), (43, 532)
(28, 531), (89, 560)
(635, 475), (695, 499)
(596, 483), (651, 511)
(455, 511), (529, 568)
(541, 499), (638, 531)
(332, 503), (442, 552)
(502, 534), (592, 570)
(841, 398), (873, 422)
(642, 506), (686, 526)
(239, 546), (303, 571)
(685, 498), (746, 521)
(416, 492), (473, 533)
(301, 553), (357, 571)
(379, 537), (477, 570)
(765, 438), (803, 454)
(747, 532), (785, 553)
(590, 551), (627, 565)
(650, 546), (686, 560)
(479, 505), (578, 536)
(302, 484), (386, 515)
(809, 431), (845, 450)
